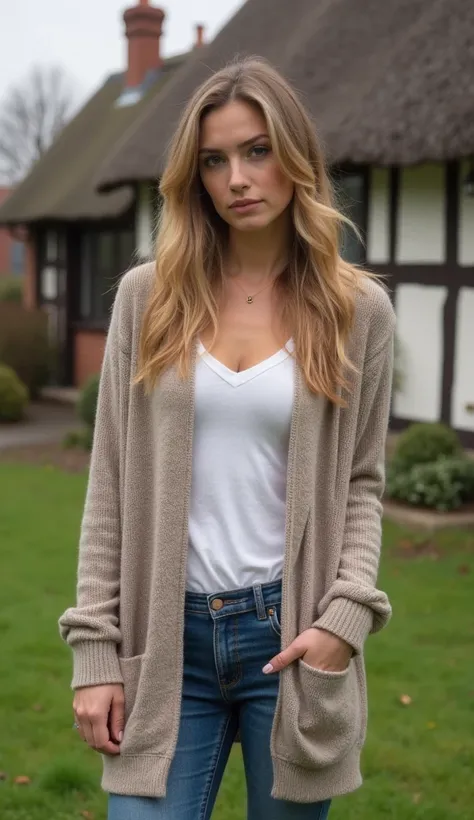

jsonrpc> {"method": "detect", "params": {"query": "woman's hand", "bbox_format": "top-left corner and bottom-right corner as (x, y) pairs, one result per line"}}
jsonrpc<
(73, 684), (125, 755)
(262, 627), (352, 675)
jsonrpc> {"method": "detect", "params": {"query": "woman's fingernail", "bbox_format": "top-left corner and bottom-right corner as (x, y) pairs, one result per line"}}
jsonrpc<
(118, 731), (123, 742)
(262, 663), (274, 674)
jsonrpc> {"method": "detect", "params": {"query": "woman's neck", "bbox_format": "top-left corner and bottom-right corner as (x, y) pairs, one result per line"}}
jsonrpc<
(226, 210), (291, 285)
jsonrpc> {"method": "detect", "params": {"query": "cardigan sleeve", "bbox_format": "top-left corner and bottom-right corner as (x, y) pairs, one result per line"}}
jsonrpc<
(312, 314), (395, 655)
(58, 280), (131, 689)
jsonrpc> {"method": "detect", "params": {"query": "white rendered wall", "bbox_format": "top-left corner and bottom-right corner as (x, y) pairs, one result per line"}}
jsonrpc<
(136, 183), (153, 259)
(458, 160), (474, 266)
(451, 287), (474, 431)
(393, 284), (447, 422)
(396, 165), (446, 264)
(367, 168), (390, 265)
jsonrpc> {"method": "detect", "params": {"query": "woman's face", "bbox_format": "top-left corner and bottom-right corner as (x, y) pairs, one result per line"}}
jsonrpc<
(198, 100), (294, 232)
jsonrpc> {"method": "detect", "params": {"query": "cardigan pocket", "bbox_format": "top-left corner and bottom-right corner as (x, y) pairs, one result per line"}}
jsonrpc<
(118, 654), (145, 725)
(289, 658), (361, 768)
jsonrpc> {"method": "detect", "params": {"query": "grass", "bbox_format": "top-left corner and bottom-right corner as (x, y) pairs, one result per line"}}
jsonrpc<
(0, 461), (473, 819)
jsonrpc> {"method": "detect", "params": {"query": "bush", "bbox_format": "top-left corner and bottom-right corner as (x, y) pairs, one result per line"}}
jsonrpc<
(0, 303), (53, 399)
(0, 275), (23, 304)
(391, 422), (461, 473)
(0, 363), (29, 422)
(77, 374), (100, 431)
(63, 427), (94, 451)
(387, 457), (474, 512)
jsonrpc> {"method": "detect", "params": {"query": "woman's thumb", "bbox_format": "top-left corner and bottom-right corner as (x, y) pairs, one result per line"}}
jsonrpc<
(109, 690), (125, 743)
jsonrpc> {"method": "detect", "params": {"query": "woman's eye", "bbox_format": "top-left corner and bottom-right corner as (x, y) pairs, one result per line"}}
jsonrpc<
(249, 145), (270, 159)
(203, 155), (223, 168)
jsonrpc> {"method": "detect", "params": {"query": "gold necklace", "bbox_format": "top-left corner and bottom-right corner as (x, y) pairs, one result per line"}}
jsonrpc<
(231, 275), (276, 304)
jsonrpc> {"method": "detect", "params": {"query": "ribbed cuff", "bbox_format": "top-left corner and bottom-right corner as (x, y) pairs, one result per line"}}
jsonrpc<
(71, 641), (124, 689)
(312, 598), (374, 655)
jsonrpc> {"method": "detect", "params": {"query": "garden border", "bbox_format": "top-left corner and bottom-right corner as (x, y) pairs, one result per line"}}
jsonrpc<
(383, 499), (474, 531)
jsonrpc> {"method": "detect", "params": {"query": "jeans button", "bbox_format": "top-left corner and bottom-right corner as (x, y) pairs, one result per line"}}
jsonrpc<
(211, 598), (224, 611)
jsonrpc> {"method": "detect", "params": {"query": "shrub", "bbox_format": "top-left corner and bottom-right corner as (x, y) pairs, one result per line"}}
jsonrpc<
(77, 374), (100, 431)
(387, 457), (474, 512)
(63, 427), (94, 451)
(0, 303), (53, 399)
(0, 275), (23, 304)
(0, 363), (29, 422)
(391, 422), (461, 473)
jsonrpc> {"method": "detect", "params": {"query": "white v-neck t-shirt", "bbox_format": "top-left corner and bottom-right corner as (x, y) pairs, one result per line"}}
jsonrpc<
(186, 339), (295, 594)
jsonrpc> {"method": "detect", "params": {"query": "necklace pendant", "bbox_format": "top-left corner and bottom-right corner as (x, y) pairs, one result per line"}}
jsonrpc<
(247, 296), (253, 304)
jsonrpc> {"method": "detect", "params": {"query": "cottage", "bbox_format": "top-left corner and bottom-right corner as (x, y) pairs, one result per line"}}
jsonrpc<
(1, 0), (473, 446)
(0, 0), (203, 385)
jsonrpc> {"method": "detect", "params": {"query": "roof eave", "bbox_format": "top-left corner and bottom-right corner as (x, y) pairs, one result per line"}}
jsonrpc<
(0, 188), (135, 226)
(97, 175), (148, 194)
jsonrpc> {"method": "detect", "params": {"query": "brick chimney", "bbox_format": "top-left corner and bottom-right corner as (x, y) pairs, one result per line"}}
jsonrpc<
(194, 24), (205, 48)
(123, 0), (165, 88)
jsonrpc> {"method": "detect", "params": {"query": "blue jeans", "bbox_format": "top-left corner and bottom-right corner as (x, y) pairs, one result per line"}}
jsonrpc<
(108, 579), (331, 820)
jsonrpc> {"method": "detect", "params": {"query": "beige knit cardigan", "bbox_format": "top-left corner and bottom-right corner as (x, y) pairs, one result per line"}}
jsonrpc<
(59, 262), (395, 803)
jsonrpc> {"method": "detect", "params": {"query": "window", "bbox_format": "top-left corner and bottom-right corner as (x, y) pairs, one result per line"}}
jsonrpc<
(10, 240), (25, 275)
(39, 229), (66, 305)
(333, 171), (366, 265)
(79, 228), (136, 323)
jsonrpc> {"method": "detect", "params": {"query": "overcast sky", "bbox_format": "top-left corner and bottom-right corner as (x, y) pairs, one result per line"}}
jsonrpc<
(0, 0), (245, 108)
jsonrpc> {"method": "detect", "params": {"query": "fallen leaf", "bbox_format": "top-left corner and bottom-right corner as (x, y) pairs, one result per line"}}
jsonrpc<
(32, 703), (43, 712)
(14, 775), (31, 785)
(426, 721), (436, 729)
(81, 812), (95, 819)
(413, 793), (422, 804)
(0, 772), (7, 780)
(458, 564), (470, 575)
(399, 539), (414, 550)
(400, 694), (412, 706)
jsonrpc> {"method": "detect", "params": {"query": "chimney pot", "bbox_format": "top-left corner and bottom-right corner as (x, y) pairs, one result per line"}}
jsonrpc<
(195, 24), (205, 48)
(123, 1), (165, 88)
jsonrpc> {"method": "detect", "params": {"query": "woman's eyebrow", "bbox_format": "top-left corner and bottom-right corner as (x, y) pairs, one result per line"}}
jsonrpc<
(198, 133), (269, 154)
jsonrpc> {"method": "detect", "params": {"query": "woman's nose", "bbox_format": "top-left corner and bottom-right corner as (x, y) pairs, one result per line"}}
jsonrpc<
(229, 159), (249, 191)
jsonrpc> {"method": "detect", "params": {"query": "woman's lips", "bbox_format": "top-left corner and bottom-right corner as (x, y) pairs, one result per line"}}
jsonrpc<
(230, 200), (263, 213)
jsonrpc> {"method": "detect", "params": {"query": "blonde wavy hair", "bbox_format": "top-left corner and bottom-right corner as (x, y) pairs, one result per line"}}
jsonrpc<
(135, 56), (374, 404)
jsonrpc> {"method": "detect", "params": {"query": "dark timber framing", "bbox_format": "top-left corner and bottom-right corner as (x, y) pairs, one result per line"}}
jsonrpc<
(377, 160), (474, 448)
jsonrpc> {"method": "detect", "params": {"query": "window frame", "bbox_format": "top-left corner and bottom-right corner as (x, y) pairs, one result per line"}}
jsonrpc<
(77, 224), (136, 327)
(331, 165), (369, 265)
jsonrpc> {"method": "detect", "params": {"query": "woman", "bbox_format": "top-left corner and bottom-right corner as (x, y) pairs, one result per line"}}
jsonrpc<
(59, 57), (395, 820)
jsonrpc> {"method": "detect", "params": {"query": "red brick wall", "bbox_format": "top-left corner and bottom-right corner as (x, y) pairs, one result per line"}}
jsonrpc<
(74, 330), (106, 387)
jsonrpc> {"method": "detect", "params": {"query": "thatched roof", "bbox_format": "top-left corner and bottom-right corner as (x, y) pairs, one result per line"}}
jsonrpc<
(96, 0), (474, 192)
(0, 54), (187, 225)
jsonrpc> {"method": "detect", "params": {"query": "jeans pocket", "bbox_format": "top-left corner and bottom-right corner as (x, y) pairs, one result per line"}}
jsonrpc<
(288, 658), (360, 768)
(268, 603), (282, 638)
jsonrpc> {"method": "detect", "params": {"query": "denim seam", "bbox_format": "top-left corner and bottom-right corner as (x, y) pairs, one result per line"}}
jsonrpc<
(315, 799), (331, 820)
(269, 607), (282, 639)
(199, 713), (234, 820)
(220, 616), (242, 690)
(213, 617), (233, 701)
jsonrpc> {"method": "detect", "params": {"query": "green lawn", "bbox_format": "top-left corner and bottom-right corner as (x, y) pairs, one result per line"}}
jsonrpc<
(1, 461), (473, 819)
